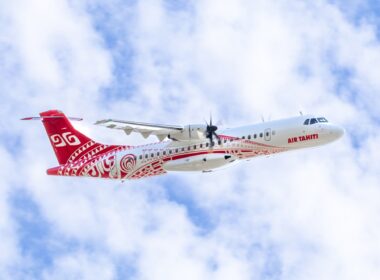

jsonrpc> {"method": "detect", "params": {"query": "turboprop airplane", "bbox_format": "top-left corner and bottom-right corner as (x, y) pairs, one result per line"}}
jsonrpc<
(22, 110), (344, 180)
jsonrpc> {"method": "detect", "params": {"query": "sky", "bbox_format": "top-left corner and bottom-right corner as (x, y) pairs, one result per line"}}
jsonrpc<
(0, 0), (380, 279)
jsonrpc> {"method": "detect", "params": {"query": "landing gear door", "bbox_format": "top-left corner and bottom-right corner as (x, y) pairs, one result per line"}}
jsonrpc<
(264, 128), (271, 141)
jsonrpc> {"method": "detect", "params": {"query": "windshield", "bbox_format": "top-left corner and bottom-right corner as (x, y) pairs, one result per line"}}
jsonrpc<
(304, 117), (329, 125)
(317, 117), (328, 122)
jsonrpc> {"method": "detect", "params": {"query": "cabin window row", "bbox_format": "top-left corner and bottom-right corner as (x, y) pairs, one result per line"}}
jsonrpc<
(138, 139), (227, 160)
(138, 130), (276, 160)
(138, 143), (211, 160)
(240, 130), (275, 140)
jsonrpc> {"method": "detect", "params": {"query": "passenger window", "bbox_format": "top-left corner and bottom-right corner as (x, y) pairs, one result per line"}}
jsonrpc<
(151, 153), (154, 157)
(248, 135), (251, 139)
(200, 144), (203, 148)
(206, 142), (209, 147)
(187, 146), (191, 151)
(139, 155), (142, 160)
(260, 133), (263, 138)
(266, 132), (269, 137)
(218, 140), (221, 145)
(175, 148), (179, 153)
(163, 151), (166, 155)
(224, 139), (227, 143)
(157, 152), (160, 156)
(169, 150), (172, 154)
(310, 118), (317, 124)
(145, 154), (148, 159)
(242, 136), (245, 139)
(304, 119), (309, 125)
(254, 134), (257, 139)
(193, 145), (197, 149)
(181, 147), (185, 152)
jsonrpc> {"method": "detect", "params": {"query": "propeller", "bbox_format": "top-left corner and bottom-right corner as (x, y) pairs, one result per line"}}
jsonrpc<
(205, 114), (220, 147)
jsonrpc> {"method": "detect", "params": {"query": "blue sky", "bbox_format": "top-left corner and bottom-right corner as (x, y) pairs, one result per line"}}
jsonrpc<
(1, 0), (380, 279)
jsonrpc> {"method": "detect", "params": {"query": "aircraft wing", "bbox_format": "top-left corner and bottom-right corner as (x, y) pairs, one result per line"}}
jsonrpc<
(95, 119), (183, 141)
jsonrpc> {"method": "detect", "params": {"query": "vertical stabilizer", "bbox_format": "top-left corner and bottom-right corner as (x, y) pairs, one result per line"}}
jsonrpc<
(40, 110), (94, 165)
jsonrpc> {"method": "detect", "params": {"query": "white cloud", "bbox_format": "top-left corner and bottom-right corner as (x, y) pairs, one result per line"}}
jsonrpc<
(0, 147), (21, 278)
(1, 0), (380, 279)
(0, 0), (112, 117)
(42, 251), (115, 280)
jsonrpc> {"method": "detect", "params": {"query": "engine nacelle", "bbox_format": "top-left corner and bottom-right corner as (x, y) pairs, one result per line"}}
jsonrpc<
(168, 124), (207, 141)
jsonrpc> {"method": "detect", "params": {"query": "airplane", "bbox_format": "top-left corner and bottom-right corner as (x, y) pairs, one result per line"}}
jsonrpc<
(22, 109), (344, 180)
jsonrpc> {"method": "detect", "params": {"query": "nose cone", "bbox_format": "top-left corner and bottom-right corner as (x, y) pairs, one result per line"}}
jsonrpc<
(330, 125), (345, 140)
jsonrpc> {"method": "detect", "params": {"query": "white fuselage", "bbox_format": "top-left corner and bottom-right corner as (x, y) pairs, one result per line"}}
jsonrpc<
(48, 115), (344, 180)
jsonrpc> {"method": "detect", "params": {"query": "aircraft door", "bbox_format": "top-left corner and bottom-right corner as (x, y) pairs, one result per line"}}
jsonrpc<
(264, 128), (271, 141)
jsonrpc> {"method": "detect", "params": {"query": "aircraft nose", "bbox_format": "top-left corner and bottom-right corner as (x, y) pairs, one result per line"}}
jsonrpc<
(330, 125), (345, 140)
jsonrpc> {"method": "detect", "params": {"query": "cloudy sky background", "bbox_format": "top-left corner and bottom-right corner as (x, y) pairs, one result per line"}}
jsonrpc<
(1, 0), (380, 279)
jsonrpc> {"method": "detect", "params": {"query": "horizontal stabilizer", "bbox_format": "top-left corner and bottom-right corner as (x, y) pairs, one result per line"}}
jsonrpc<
(21, 116), (83, 121)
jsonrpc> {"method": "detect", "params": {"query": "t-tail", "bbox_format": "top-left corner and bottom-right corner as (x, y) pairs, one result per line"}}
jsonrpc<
(36, 110), (96, 165)
(22, 110), (127, 170)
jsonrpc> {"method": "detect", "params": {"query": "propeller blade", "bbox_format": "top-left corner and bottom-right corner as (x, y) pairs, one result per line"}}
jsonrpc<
(213, 131), (220, 140)
(204, 113), (220, 147)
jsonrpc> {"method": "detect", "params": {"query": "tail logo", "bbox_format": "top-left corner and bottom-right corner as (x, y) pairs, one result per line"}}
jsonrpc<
(50, 132), (81, 147)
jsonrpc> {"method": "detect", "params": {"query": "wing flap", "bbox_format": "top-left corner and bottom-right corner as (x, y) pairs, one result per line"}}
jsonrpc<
(95, 119), (183, 141)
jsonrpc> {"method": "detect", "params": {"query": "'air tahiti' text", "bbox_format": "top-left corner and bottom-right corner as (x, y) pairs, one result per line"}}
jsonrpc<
(288, 134), (318, 143)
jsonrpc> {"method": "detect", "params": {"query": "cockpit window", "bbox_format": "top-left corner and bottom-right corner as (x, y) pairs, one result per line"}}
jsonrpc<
(317, 117), (328, 123)
(310, 118), (318, 124)
(304, 117), (328, 125)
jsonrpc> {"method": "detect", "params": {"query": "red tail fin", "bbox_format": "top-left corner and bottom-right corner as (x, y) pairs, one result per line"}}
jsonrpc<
(40, 110), (95, 165)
